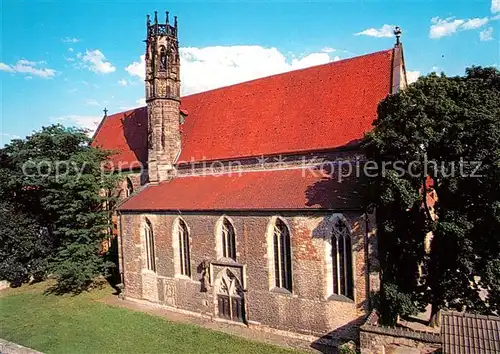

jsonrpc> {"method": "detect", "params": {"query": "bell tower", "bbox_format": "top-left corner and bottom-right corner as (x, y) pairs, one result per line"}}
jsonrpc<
(145, 11), (181, 183)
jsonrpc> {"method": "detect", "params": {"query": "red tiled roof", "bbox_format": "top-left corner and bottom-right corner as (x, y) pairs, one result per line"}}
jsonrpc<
(92, 49), (394, 167)
(92, 107), (148, 170)
(441, 311), (500, 354)
(118, 168), (366, 211)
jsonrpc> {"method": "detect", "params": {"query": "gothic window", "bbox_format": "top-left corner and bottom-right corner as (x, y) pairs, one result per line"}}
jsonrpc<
(272, 218), (293, 291)
(331, 219), (353, 299)
(220, 217), (236, 260)
(216, 269), (245, 323)
(167, 41), (177, 64)
(144, 219), (156, 272)
(159, 46), (167, 71)
(176, 219), (191, 277)
(125, 177), (133, 198)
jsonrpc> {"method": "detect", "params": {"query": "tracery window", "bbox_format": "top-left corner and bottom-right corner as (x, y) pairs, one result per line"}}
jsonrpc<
(272, 218), (292, 291)
(144, 219), (156, 272)
(220, 217), (236, 260)
(331, 219), (353, 299)
(176, 219), (191, 277)
(216, 269), (245, 323)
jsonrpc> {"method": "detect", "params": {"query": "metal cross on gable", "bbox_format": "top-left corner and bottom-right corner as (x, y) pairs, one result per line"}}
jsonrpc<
(103, 107), (108, 117)
(394, 26), (402, 45)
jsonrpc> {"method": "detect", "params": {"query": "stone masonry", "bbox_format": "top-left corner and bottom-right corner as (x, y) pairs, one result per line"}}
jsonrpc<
(118, 210), (379, 343)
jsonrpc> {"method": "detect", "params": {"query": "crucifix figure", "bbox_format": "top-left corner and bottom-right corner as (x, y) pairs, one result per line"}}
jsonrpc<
(335, 219), (346, 232)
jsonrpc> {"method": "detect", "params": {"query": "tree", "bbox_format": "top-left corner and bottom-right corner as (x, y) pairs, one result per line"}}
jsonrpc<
(363, 67), (500, 324)
(0, 125), (119, 293)
(0, 201), (53, 286)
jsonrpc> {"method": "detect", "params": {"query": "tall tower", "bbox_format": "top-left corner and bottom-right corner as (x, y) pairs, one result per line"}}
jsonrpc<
(145, 11), (181, 183)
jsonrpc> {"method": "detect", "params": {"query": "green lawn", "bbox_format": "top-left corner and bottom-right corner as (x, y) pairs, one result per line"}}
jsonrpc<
(0, 281), (300, 354)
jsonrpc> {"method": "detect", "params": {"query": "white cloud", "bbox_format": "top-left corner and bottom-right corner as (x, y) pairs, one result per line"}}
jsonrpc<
(0, 59), (57, 78)
(492, 0), (500, 13)
(51, 115), (101, 135)
(136, 98), (146, 106)
(0, 63), (14, 72)
(429, 16), (489, 39)
(68, 48), (74, 52)
(78, 49), (115, 74)
(430, 17), (465, 38)
(354, 24), (395, 38)
(480, 27), (494, 41)
(407, 71), (421, 84)
(126, 45), (338, 96)
(321, 47), (336, 53)
(118, 78), (128, 86)
(182, 46), (334, 95)
(461, 17), (489, 29)
(125, 55), (145, 79)
(62, 37), (80, 43)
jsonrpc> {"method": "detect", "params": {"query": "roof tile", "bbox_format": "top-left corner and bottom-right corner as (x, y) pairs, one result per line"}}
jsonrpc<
(441, 311), (500, 354)
(117, 167), (366, 211)
(92, 49), (394, 168)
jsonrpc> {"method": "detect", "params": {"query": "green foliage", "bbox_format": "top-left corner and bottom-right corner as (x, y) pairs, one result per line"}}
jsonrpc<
(363, 67), (500, 323)
(379, 283), (418, 326)
(0, 201), (53, 286)
(338, 341), (358, 354)
(0, 125), (118, 293)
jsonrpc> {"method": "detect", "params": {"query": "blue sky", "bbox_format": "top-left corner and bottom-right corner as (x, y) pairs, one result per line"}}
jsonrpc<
(1, 0), (499, 146)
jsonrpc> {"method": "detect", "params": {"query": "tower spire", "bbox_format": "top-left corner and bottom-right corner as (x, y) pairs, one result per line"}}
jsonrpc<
(166, 11), (169, 25)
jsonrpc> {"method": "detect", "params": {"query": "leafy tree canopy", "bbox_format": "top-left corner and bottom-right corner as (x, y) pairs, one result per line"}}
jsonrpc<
(363, 67), (500, 324)
(0, 125), (119, 293)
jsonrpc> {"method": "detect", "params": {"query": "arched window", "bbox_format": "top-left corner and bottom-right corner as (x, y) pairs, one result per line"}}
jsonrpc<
(177, 219), (191, 277)
(331, 219), (353, 299)
(144, 219), (156, 272)
(125, 177), (133, 198)
(159, 46), (167, 70)
(220, 217), (236, 260)
(273, 218), (292, 291)
(215, 268), (245, 323)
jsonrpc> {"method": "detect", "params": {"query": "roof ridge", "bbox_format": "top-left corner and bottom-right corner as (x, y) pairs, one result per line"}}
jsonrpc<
(98, 48), (393, 119)
(181, 48), (393, 99)
(92, 46), (394, 169)
(443, 311), (500, 321)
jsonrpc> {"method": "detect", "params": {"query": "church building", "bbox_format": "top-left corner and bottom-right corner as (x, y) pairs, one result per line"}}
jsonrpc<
(92, 11), (408, 344)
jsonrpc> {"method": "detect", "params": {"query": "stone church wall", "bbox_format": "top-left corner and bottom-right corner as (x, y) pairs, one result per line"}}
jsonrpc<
(118, 211), (378, 341)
